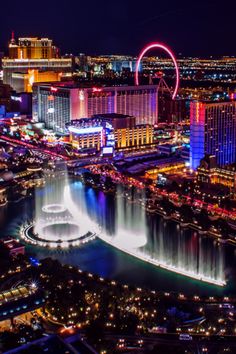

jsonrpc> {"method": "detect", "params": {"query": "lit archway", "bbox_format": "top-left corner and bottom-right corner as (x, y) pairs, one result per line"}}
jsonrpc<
(135, 42), (179, 99)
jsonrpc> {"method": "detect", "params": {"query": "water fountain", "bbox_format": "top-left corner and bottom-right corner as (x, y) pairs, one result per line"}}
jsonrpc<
(19, 171), (225, 286)
(20, 170), (99, 248)
(98, 185), (226, 287)
(112, 186), (147, 249)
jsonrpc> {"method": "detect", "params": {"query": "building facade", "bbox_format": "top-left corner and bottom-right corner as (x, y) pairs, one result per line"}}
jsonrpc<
(11, 70), (63, 93)
(197, 156), (236, 197)
(9, 37), (57, 60)
(33, 83), (158, 132)
(0, 83), (12, 112)
(3, 37), (73, 92)
(190, 101), (236, 169)
(67, 114), (153, 152)
(158, 94), (189, 123)
(0, 285), (45, 331)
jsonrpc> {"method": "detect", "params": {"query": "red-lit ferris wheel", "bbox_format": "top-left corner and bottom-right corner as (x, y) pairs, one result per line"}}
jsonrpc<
(135, 42), (180, 99)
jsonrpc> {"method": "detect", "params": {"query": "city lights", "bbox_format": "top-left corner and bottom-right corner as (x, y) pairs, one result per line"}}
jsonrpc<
(0, 13), (236, 353)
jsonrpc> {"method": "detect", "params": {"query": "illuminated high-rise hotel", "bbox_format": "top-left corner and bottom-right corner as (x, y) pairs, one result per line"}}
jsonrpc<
(33, 83), (158, 132)
(8, 37), (58, 60)
(190, 100), (236, 169)
(2, 36), (73, 92)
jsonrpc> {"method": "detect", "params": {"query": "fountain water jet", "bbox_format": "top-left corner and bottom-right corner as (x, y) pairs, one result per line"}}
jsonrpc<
(111, 186), (147, 249)
(21, 169), (100, 248)
(19, 172), (225, 286)
(98, 185), (226, 287)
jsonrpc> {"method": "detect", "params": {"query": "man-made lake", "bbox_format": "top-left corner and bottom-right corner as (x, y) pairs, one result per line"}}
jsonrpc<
(1, 179), (235, 296)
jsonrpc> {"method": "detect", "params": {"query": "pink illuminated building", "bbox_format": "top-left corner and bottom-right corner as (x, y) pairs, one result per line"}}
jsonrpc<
(33, 82), (158, 132)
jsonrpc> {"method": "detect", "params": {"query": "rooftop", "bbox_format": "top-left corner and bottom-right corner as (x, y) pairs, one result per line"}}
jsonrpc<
(34, 81), (158, 91)
(93, 113), (134, 119)
(3, 238), (25, 249)
(0, 286), (35, 306)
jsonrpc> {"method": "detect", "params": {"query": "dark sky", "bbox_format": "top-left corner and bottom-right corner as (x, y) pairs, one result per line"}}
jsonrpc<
(1, 0), (235, 57)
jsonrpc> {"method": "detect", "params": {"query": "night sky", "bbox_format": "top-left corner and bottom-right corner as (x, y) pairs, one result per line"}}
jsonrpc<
(1, 0), (235, 57)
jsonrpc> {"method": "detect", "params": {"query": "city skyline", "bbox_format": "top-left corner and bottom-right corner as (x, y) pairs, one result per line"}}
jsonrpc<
(0, 0), (236, 57)
(0, 4), (236, 352)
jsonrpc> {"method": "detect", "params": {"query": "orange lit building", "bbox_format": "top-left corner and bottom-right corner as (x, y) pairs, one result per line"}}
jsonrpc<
(9, 37), (57, 60)
(3, 36), (73, 92)
(115, 124), (153, 150)
(197, 155), (236, 197)
(69, 124), (154, 152)
(0, 285), (45, 332)
(68, 114), (154, 152)
(12, 70), (62, 93)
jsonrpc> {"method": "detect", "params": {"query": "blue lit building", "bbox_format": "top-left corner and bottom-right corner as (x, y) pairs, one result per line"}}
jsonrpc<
(190, 100), (236, 169)
(111, 59), (137, 73)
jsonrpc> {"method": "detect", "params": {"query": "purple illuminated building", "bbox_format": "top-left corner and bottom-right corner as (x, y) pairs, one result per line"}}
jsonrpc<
(190, 100), (236, 169)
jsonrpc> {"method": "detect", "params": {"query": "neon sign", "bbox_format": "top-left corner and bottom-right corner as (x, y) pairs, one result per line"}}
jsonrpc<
(11, 96), (22, 102)
(50, 87), (58, 92)
(92, 87), (102, 92)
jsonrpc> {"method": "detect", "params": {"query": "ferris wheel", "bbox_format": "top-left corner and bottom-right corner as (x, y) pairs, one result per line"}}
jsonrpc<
(135, 42), (180, 99)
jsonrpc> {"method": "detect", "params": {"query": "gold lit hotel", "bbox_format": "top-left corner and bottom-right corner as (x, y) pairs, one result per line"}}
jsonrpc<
(2, 36), (73, 92)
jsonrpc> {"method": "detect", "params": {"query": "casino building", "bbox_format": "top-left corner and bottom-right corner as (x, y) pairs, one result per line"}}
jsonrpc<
(190, 100), (236, 169)
(32, 82), (158, 132)
(3, 36), (73, 92)
(67, 113), (153, 153)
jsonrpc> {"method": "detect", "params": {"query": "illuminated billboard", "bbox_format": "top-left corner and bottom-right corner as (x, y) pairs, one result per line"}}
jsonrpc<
(68, 126), (103, 135)
(102, 146), (114, 155)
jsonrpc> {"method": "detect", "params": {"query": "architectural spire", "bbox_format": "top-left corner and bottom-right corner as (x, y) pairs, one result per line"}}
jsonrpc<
(11, 30), (15, 44)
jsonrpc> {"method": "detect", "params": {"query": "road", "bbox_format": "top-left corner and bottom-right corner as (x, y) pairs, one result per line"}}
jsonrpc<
(0, 135), (70, 161)
(104, 333), (236, 353)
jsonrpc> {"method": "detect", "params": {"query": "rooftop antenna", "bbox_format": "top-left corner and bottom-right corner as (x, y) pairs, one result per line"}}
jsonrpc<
(11, 30), (16, 44)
